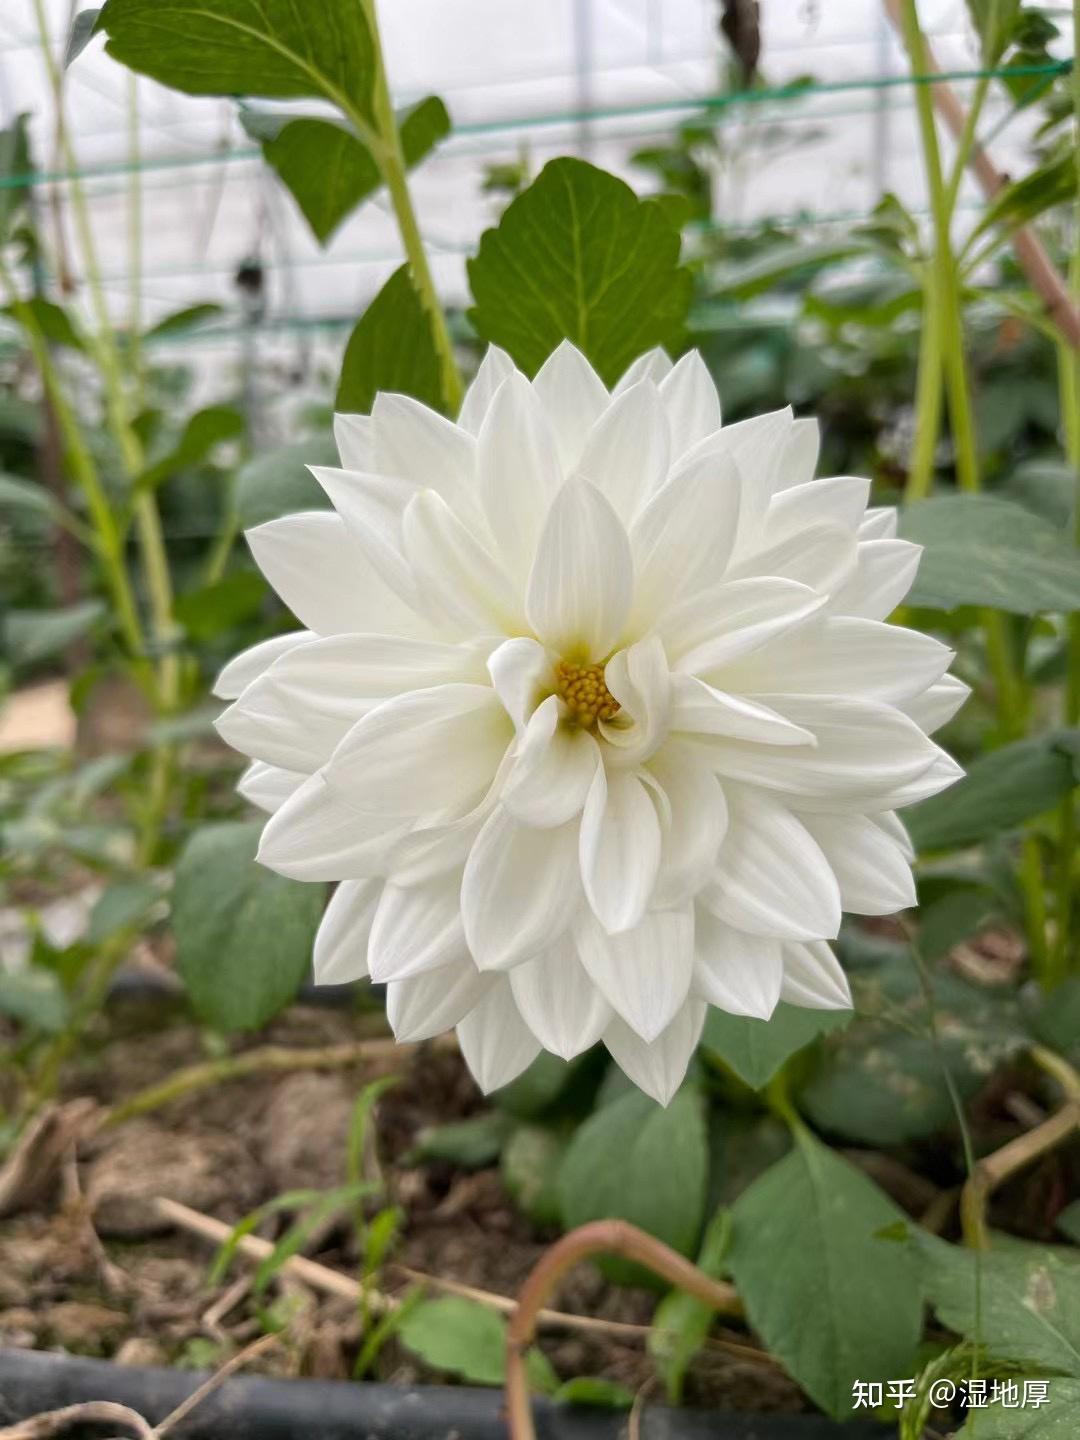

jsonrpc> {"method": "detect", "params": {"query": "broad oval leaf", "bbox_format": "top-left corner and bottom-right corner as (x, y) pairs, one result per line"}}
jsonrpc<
(900, 495), (1080, 615)
(727, 1128), (923, 1418)
(468, 157), (692, 385)
(173, 820), (323, 1030)
(98, 0), (377, 122)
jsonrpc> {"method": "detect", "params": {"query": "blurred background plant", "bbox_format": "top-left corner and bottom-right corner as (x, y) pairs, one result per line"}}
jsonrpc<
(0, 1), (1078, 1433)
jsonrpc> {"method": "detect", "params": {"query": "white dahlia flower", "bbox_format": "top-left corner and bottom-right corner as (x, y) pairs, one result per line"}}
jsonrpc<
(215, 343), (966, 1104)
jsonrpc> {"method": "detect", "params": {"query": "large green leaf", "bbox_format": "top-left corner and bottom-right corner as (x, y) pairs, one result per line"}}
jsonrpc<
(900, 495), (1080, 614)
(243, 96), (450, 246)
(701, 1003), (851, 1091)
(917, 1232), (1080, 1376)
(97, 0), (377, 120)
(557, 1087), (707, 1278)
(726, 1128), (923, 1418)
(172, 821), (323, 1030)
(336, 265), (443, 414)
(906, 731), (1080, 852)
(962, 1380), (1080, 1439)
(468, 157), (692, 385)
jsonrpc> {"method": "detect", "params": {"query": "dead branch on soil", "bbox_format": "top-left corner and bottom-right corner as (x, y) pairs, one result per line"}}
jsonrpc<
(150, 1332), (279, 1437)
(0, 1401), (154, 1440)
(883, 0), (1080, 349)
(505, 1220), (743, 1440)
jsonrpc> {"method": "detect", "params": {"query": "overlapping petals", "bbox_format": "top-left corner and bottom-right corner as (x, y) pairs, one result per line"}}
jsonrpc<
(216, 342), (966, 1104)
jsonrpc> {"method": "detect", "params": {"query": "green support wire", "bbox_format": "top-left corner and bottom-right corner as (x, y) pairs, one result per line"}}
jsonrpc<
(0, 60), (1068, 193)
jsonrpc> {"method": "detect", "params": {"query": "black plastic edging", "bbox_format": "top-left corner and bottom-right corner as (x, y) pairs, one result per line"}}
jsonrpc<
(0, 1350), (894, 1439)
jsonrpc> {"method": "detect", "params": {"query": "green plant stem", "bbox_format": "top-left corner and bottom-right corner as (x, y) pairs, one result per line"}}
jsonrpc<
(0, 256), (143, 658)
(1019, 836), (1051, 981)
(905, 263), (944, 501)
(356, 0), (463, 416)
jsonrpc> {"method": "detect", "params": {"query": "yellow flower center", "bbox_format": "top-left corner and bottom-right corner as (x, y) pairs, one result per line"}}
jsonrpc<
(555, 658), (620, 726)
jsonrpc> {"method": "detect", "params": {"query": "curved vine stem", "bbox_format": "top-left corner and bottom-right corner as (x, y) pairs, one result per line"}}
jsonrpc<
(505, 1220), (741, 1440)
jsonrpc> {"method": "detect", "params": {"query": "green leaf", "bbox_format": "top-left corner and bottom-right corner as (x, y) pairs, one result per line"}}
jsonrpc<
(709, 239), (868, 299)
(65, 8), (102, 66)
(336, 265), (444, 414)
(501, 1124), (566, 1227)
(407, 1111), (513, 1169)
(143, 302), (225, 341)
(701, 1002), (852, 1090)
(558, 1088), (707, 1280)
(244, 96), (449, 246)
(397, 1297), (555, 1391)
(493, 1050), (578, 1118)
(552, 1377), (634, 1408)
(0, 115), (32, 242)
(917, 1233), (1080, 1375)
(1027, 977), (1080, 1067)
(727, 1128), (922, 1418)
(4, 296), (86, 351)
(172, 820), (323, 1030)
(649, 1209), (730, 1403)
(86, 878), (162, 944)
(0, 966), (69, 1032)
(918, 885), (1000, 961)
(966, 150), (1075, 253)
(468, 157), (692, 385)
(0, 473), (60, 524)
(906, 731), (1080, 851)
(175, 571), (266, 641)
(137, 404), (244, 490)
(962, 1380), (1080, 1439)
(1057, 1200), (1080, 1246)
(235, 435), (336, 527)
(801, 953), (1025, 1145)
(6, 601), (104, 666)
(98, 0), (378, 123)
(900, 495), (1080, 615)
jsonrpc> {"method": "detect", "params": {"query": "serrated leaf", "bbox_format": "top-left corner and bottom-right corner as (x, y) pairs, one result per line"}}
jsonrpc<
(727, 1128), (922, 1418)
(900, 495), (1080, 614)
(558, 1087), (707, 1281)
(906, 731), (1080, 851)
(98, 0), (378, 124)
(244, 96), (449, 246)
(172, 821), (323, 1030)
(336, 265), (443, 414)
(701, 1002), (851, 1090)
(468, 156), (692, 385)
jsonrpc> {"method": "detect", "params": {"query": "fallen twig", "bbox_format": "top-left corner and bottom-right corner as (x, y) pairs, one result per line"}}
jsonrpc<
(0, 1401), (154, 1439)
(150, 1332), (279, 1437)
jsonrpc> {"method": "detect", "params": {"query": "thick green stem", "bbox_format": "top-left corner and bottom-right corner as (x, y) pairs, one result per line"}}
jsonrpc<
(905, 264), (944, 502)
(355, 0), (463, 416)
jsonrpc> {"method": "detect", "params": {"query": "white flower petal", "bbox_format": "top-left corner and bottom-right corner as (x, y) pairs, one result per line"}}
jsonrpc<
(901, 674), (971, 733)
(403, 489), (522, 633)
(670, 674), (815, 747)
(767, 476), (870, 537)
(706, 791), (841, 941)
(829, 538), (922, 620)
(580, 765), (662, 934)
(603, 999), (706, 1106)
(334, 413), (374, 471)
(487, 637), (556, 730)
(872, 809), (915, 862)
(801, 812), (917, 915)
(630, 449), (740, 621)
(576, 379), (670, 522)
(387, 957), (494, 1042)
(723, 617), (954, 707)
(458, 345), (515, 436)
(614, 347), (674, 394)
(308, 467), (425, 608)
(510, 936), (612, 1059)
(257, 772), (408, 881)
(775, 417), (820, 491)
(665, 577), (826, 675)
(246, 511), (431, 638)
(648, 741), (728, 908)
(526, 477), (633, 660)
(577, 906), (694, 1041)
(730, 521), (856, 596)
(325, 685), (511, 817)
(456, 980), (542, 1092)
(213, 630), (315, 700)
(503, 696), (601, 828)
(462, 806), (580, 970)
(864, 749), (965, 810)
(859, 506), (898, 540)
(237, 760), (306, 814)
(659, 352), (721, 458)
(313, 879), (380, 984)
(532, 341), (609, 469)
(599, 636), (672, 766)
(478, 372), (563, 578)
(780, 940), (852, 1010)
(372, 392), (476, 503)
(693, 911), (783, 1018)
(702, 408), (792, 541)
(368, 872), (467, 981)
